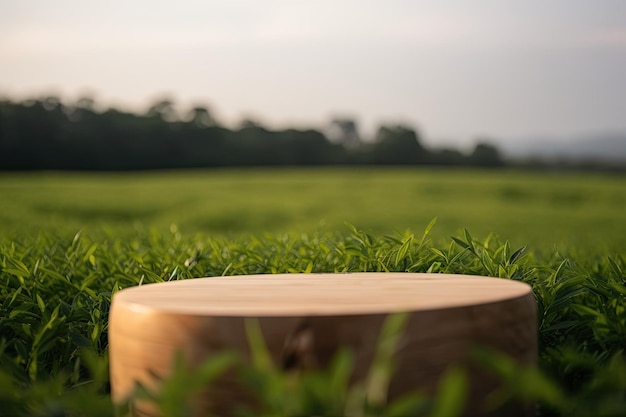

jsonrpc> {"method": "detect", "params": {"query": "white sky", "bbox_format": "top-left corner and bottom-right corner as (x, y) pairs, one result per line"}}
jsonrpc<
(1, 0), (625, 146)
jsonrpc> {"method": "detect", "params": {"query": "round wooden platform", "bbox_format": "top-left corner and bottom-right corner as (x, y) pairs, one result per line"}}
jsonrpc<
(109, 273), (537, 416)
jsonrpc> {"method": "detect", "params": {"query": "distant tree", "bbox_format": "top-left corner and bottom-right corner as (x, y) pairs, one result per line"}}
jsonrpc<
(0, 100), (18, 167)
(41, 95), (62, 111)
(187, 105), (216, 128)
(371, 124), (428, 164)
(328, 117), (361, 148)
(64, 95), (97, 122)
(146, 98), (177, 121)
(76, 96), (96, 112)
(238, 118), (264, 129)
(431, 148), (465, 165)
(469, 142), (503, 167)
(279, 129), (343, 165)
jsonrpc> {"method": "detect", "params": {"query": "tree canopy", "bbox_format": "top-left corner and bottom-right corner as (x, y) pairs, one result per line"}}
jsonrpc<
(0, 96), (508, 170)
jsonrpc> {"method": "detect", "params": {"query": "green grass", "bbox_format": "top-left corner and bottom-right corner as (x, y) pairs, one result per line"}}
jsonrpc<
(1, 168), (625, 252)
(0, 168), (625, 416)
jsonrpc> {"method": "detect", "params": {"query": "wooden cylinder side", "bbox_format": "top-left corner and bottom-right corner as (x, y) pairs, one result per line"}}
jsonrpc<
(108, 273), (537, 417)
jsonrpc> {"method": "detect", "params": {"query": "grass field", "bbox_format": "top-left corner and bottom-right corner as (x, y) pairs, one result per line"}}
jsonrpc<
(1, 168), (625, 252)
(0, 168), (625, 416)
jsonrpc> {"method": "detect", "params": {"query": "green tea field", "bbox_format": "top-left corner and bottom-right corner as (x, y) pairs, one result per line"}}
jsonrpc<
(0, 168), (624, 416)
(1, 168), (625, 251)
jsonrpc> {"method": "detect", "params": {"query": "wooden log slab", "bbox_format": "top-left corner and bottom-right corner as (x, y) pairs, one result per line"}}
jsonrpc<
(109, 273), (537, 416)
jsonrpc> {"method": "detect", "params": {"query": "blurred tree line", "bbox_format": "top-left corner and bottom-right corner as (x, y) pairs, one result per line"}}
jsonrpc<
(0, 96), (504, 170)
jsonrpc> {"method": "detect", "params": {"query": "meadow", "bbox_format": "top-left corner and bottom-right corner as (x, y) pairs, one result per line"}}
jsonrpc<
(1, 168), (625, 252)
(0, 168), (625, 416)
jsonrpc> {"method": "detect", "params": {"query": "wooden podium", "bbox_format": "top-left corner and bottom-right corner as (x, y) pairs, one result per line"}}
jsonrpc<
(109, 273), (537, 416)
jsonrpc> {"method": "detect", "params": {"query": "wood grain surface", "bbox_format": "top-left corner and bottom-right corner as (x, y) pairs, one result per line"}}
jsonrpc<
(109, 273), (537, 417)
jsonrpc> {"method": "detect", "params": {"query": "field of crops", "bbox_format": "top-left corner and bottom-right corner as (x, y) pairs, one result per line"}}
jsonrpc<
(0, 168), (625, 416)
(1, 168), (625, 251)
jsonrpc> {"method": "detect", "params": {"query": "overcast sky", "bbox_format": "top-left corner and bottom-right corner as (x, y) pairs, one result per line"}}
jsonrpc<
(1, 0), (625, 146)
